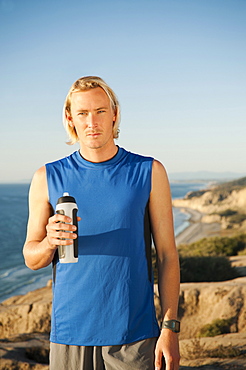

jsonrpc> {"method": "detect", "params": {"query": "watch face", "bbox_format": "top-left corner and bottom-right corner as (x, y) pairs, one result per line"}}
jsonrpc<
(173, 321), (180, 332)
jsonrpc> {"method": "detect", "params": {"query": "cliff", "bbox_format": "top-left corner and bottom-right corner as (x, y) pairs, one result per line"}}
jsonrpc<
(0, 282), (52, 369)
(173, 177), (246, 231)
(1, 277), (246, 369)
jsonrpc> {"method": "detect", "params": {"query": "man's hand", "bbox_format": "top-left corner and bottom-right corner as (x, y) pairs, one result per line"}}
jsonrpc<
(46, 214), (80, 249)
(23, 165), (81, 270)
(155, 329), (180, 370)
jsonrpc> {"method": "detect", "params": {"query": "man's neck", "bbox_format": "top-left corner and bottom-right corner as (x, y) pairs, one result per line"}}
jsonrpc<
(79, 143), (118, 163)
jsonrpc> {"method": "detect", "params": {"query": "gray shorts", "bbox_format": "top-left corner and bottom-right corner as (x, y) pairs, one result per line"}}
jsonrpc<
(50, 337), (158, 370)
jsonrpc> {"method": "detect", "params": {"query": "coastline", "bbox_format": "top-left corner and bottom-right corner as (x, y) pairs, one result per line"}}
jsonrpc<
(174, 207), (221, 246)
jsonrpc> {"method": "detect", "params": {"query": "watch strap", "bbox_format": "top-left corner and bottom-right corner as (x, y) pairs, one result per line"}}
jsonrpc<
(161, 319), (180, 333)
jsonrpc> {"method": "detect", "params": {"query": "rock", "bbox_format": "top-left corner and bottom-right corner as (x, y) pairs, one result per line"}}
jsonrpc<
(173, 187), (246, 213)
(25, 346), (49, 364)
(155, 277), (246, 342)
(201, 214), (222, 223)
(178, 277), (246, 340)
(0, 285), (52, 339)
(0, 333), (49, 369)
(0, 283), (52, 369)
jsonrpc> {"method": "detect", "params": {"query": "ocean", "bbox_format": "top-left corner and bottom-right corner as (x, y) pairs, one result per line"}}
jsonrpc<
(0, 181), (206, 302)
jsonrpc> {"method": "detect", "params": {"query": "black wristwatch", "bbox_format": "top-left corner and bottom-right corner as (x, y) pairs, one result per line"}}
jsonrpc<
(161, 319), (180, 333)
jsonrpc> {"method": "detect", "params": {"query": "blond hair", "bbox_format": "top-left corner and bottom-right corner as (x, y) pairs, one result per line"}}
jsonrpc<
(63, 76), (120, 145)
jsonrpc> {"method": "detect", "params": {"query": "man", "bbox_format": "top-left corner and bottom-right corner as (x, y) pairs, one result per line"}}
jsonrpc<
(23, 76), (180, 370)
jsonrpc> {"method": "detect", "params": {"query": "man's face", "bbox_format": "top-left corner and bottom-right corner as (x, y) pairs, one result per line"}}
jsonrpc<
(68, 87), (116, 151)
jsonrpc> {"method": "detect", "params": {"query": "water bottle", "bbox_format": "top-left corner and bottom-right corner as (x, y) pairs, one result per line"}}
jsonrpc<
(56, 192), (78, 263)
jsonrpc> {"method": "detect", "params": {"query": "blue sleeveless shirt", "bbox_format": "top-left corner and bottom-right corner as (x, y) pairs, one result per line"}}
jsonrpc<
(46, 147), (160, 346)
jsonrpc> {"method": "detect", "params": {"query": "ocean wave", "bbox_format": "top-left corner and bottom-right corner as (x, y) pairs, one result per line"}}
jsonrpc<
(0, 270), (51, 302)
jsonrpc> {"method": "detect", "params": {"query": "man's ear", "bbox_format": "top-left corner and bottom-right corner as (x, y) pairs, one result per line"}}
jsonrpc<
(112, 112), (116, 125)
(66, 111), (74, 127)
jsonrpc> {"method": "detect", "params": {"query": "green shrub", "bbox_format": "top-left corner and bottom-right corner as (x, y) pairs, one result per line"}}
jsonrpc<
(178, 233), (246, 257)
(199, 318), (233, 337)
(179, 256), (238, 283)
(182, 338), (206, 359)
(212, 209), (246, 225)
(185, 190), (206, 199)
(212, 176), (246, 195)
(152, 247), (239, 283)
(182, 338), (244, 359)
(206, 345), (242, 358)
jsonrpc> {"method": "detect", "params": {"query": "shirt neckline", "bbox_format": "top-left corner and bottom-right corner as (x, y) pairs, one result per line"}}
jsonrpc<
(74, 146), (125, 168)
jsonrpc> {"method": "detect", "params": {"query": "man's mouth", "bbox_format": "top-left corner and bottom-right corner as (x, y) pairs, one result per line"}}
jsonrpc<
(87, 132), (101, 137)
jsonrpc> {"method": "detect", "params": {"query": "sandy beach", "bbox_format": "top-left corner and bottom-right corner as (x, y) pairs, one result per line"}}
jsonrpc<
(174, 207), (221, 246)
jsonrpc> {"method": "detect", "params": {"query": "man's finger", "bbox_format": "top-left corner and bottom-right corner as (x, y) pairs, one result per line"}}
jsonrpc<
(154, 351), (163, 370)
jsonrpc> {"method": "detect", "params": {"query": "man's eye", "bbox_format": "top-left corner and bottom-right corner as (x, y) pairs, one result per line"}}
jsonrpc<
(98, 110), (106, 114)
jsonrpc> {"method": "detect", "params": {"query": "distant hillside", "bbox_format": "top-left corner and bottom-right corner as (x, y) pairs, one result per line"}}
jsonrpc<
(211, 176), (246, 193)
(186, 177), (246, 200)
(173, 177), (246, 231)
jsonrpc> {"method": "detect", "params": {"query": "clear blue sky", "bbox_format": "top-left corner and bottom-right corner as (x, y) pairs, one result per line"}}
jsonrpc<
(0, 0), (245, 182)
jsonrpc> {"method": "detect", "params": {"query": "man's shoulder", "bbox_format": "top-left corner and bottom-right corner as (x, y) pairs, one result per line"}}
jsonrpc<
(45, 151), (77, 168)
(122, 148), (154, 163)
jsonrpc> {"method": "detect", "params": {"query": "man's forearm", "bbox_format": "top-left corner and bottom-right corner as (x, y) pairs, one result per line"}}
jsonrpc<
(154, 250), (181, 369)
(23, 238), (57, 270)
(157, 251), (180, 321)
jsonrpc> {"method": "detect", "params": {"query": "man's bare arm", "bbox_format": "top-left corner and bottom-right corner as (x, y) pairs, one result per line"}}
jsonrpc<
(149, 160), (180, 370)
(23, 166), (78, 270)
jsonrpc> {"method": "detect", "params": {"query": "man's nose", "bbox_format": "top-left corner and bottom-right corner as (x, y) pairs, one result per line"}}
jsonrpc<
(87, 114), (98, 128)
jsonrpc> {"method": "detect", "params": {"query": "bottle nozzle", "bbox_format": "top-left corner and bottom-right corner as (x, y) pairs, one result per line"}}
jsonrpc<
(63, 192), (70, 196)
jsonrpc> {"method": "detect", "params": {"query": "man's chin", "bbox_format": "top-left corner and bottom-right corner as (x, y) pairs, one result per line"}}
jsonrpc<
(86, 142), (104, 150)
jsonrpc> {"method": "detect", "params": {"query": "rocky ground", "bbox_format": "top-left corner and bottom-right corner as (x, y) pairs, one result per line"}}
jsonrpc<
(1, 271), (246, 369)
(0, 333), (49, 369)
